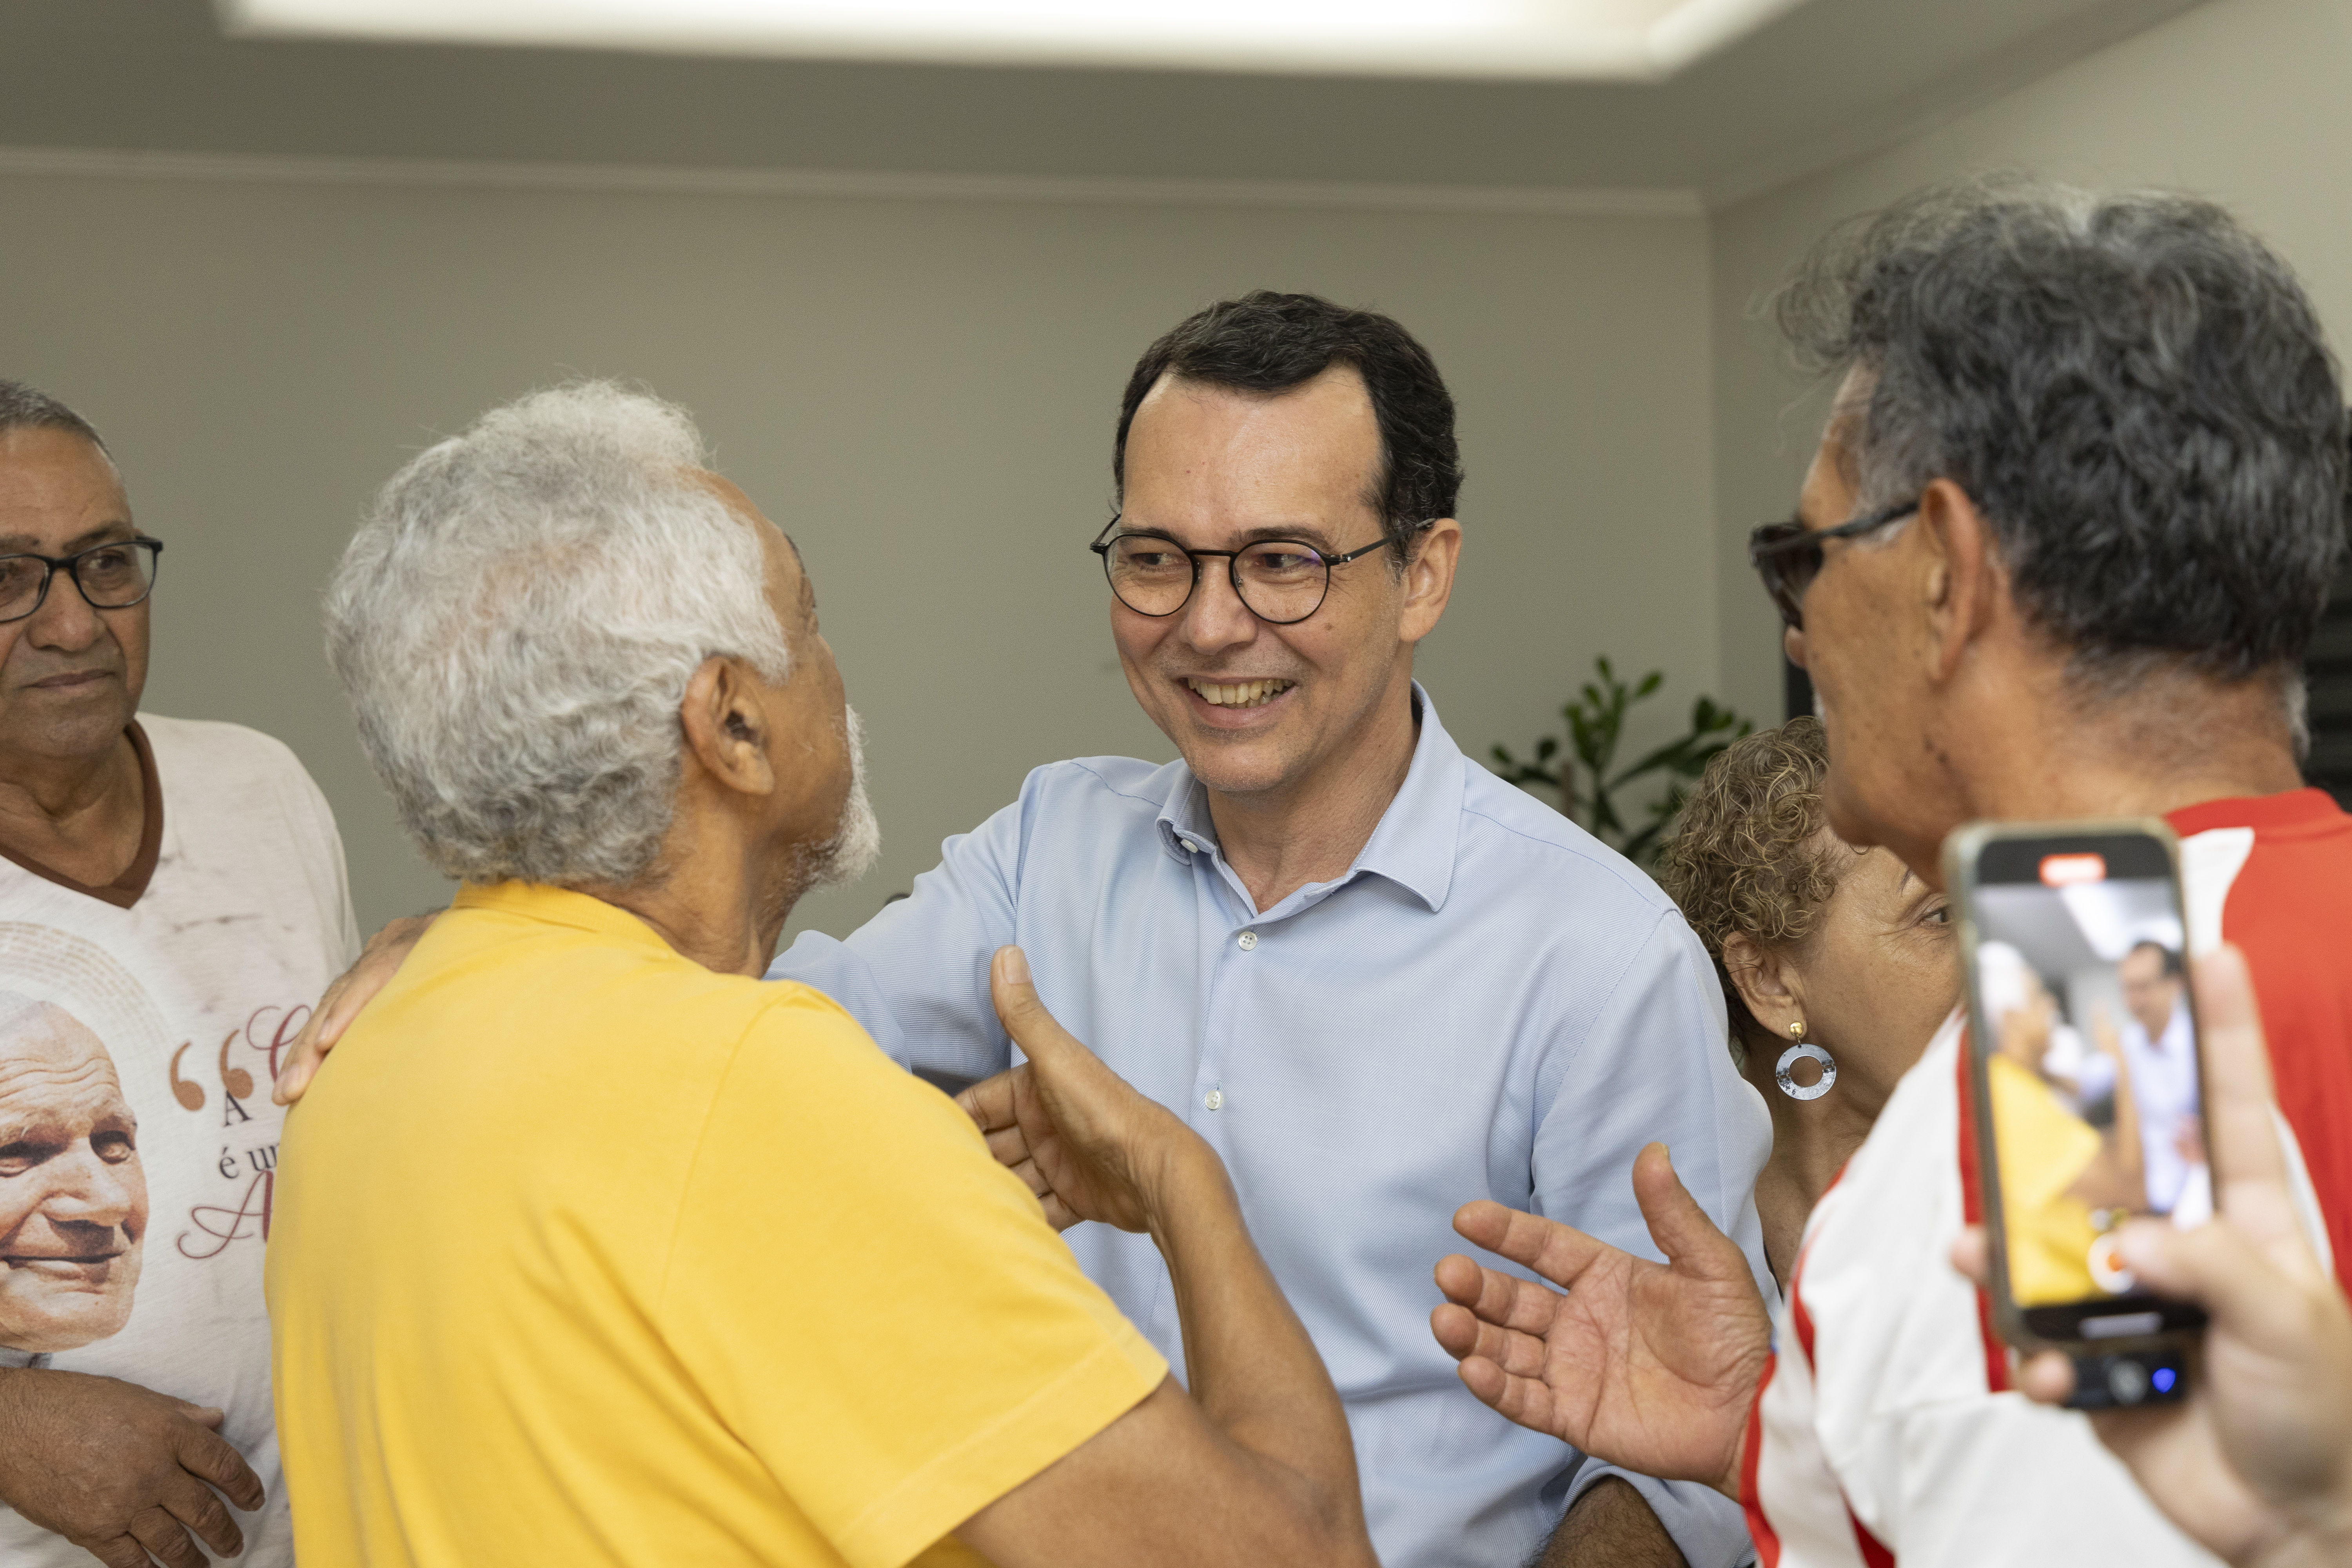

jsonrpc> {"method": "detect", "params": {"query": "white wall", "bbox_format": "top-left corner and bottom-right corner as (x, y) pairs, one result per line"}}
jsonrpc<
(0, 164), (1720, 938)
(1709, 0), (2352, 726)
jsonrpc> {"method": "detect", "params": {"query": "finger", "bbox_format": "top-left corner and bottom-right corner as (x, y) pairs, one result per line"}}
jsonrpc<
(164, 1398), (225, 1430)
(1949, 1225), (1990, 1288)
(160, 1470), (245, 1558)
(1006, 1155), (1052, 1200)
(2016, 1350), (2075, 1406)
(1434, 1252), (1485, 1307)
(983, 1125), (1033, 1169)
(2190, 947), (2288, 1193)
(1448, 1257), (1571, 1338)
(988, 947), (1088, 1070)
(275, 916), (433, 1104)
(1429, 1294), (1557, 1379)
(80, 1535), (157, 1568)
(127, 1504), (206, 1568)
(2115, 1214), (2330, 1334)
(1454, 1201), (1614, 1293)
(174, 1421), (267, 1513)
(271, 1025), (324, 1105)
(1630, 1143), (1750, 1282)
(272, 978), (355, 1105)
(956, 1069), (1022, 1133)
(1456, 1354), (1568, 1440)
(1431, 1301), (1480, 1359)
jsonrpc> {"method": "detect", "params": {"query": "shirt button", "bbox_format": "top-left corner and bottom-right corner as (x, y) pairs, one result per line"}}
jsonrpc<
(1204, 1089), (1224, 1111)
(1237, 930), (1258, 951)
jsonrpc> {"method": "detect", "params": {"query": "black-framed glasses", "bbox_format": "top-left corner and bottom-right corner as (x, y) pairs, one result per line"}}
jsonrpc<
(0, 538), (164, 626)
(1091, 517), (1435, 626)
(1748, 501), (1918, 630)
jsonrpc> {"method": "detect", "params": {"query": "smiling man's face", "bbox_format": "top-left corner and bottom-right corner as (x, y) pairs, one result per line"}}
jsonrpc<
(1112, 366), (1436, 802)
(0, 1000), (147, 1353)
(0, 427), (147, 772)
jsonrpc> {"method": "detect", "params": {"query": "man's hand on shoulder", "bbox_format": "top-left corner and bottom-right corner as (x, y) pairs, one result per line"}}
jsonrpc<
(272, 911), (438, 1104)
(956, 946), (1206, 1234)
(0, 1368), (264, 1568)
(1430, 1142), (1771, 1498)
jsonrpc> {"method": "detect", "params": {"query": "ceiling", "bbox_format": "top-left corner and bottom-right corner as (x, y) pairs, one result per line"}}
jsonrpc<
(0, 0), (2207, 205)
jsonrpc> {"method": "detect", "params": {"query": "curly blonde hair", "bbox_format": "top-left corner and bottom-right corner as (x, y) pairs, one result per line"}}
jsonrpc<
(1657, 717), (1847, 1054)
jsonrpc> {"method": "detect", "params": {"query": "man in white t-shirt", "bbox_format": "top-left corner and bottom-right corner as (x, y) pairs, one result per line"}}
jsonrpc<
(0, 379), (358, 1568)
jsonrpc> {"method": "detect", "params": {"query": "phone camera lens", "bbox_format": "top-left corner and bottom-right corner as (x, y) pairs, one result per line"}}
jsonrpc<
(2107, 1359), (2151, 1405)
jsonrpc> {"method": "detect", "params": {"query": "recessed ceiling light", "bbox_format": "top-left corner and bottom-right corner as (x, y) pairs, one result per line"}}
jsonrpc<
(217, 0), (1815, 80)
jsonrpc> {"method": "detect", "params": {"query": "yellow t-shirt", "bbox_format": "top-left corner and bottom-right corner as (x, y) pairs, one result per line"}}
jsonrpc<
(1987, 1053), (2105, 1308)
(267, 882), (1167, 1568)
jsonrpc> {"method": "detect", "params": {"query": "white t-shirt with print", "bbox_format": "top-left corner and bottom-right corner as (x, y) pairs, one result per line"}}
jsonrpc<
(0, 714), (360, 1566)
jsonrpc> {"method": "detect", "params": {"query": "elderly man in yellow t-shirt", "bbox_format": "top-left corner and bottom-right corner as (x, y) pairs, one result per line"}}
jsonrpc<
(265, 383), (1377, 1568)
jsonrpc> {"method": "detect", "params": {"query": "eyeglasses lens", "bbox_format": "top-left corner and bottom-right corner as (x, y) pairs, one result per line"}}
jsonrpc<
(74, 544), (157, 607)
(1749, 525), (1821, 631)
(0, 558), (46, 622)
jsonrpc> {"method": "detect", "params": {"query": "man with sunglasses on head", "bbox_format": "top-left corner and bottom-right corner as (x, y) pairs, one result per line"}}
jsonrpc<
(283, 292), (1774, 1567)
(0, 380), (360, 1568)
(1431, 182), (2352, 1567)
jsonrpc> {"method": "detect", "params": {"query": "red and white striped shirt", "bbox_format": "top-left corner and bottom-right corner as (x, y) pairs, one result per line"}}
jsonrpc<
(1742, 788), (2352, 1567)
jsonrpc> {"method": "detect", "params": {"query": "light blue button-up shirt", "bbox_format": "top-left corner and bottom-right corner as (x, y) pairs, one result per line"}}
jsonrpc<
(772, 688), (1772, 1568)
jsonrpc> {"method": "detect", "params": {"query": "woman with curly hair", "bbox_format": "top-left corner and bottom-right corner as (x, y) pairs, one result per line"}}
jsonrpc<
(1657, 716), (1960, 1287)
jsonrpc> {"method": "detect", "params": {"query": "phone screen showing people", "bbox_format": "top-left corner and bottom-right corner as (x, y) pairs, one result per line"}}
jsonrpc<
(1962, 828), (2209, 1356)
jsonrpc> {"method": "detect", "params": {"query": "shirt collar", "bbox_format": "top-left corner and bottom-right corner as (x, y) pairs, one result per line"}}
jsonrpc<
(1152, 681), (1465, 914)
(2168, 785), (2346, 839)
(450, 880), (675, 951)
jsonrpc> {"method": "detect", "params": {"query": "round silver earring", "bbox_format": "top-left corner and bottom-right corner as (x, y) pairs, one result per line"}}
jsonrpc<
(1775, 1021), (1837, 1102)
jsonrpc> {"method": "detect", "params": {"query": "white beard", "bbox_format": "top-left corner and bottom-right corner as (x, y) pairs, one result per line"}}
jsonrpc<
(800, 704), (882, 893)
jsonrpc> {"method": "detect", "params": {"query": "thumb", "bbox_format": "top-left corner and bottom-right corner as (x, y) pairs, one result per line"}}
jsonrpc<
(989, 947), (1080, 1065)
(2115, 1215), (2321, 1336)
(1630, 1143), (1743, 1277)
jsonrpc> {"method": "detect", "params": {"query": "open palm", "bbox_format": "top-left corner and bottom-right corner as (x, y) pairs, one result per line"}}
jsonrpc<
(1430, 1142), (1771, 1494)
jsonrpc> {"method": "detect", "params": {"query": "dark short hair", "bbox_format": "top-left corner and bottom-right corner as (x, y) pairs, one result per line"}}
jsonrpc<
(1778, 180), (2348, 685)
(0, 379), (108, 455)
(2127, 939), (2185, 979)
(1113, 291), (1461, 560)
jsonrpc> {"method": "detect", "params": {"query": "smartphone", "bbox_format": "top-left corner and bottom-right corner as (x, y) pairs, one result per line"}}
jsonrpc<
(1945, 820), (2209, 1409)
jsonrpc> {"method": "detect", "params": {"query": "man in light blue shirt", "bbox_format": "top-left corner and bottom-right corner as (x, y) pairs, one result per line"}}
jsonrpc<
(2116, 940), (2203, 1214)
(776, 292), (1772, 1568)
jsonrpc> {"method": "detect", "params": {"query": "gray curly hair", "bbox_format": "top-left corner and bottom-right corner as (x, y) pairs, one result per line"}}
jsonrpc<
(325, 383), (791, 887)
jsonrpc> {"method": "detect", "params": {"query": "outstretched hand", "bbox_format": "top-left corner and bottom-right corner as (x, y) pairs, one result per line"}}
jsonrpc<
(273, 913), (437, 1104)
(956, 946), (1200, 1234)
(1430, 1142), (1771, 1498)
(1951, 946), (2352, 1568)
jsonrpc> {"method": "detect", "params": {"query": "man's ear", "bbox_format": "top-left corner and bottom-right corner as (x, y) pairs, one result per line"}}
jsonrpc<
(1915, 478), (2000, 685)
(1399, 518), (1461, 645)
(1722, 930), (1806, 1043)
(679, 656), (779, 800)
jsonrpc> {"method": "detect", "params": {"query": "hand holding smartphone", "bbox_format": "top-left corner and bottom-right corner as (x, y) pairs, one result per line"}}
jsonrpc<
(1946, 821), (2210, 1409)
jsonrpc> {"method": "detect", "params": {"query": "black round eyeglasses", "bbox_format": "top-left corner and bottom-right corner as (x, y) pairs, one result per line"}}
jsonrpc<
(1091, 517), (1434, 626)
